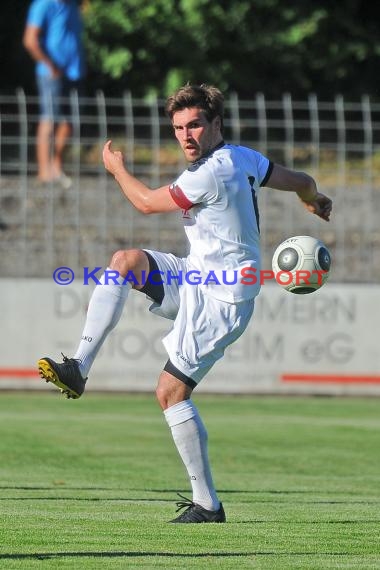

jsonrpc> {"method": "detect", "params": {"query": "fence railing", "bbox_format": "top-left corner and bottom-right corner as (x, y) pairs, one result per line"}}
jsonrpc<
(1, 89), (380, 282)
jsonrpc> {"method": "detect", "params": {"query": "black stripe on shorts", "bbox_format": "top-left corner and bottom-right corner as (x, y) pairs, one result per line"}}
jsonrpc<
(164, 359), (197, 390)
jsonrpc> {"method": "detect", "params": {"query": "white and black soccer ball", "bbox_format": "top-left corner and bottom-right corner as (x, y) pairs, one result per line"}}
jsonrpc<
(271, 235), (331, 294)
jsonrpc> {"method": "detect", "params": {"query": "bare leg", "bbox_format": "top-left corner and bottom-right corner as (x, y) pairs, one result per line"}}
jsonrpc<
(36, 119), (53, 181)
(156, 371), (192, 410)
(51, 120), (71, 178)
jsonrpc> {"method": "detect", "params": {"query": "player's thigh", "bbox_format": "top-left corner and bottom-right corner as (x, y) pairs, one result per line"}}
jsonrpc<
(163, 285), (255, 384)
(142, 249), (186, 321)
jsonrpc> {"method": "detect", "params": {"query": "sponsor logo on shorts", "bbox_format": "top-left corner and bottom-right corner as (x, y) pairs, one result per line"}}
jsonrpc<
(176, 351), (191, 366)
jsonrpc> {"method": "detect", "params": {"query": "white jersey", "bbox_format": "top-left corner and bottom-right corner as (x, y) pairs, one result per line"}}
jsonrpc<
(169, 143), (273, 302)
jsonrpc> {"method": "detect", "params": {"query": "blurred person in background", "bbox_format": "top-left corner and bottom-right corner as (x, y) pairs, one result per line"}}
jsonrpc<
(23, 0), (86, 189)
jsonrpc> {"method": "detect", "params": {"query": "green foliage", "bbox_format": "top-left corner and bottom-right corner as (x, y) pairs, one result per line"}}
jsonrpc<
(82, 0), (380, 98)
(84, 0), (182, 94)
(3, 0), (380, 98)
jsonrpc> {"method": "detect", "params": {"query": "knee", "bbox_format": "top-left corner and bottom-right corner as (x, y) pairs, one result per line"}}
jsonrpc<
(155, 383), (169, 410)
(109, 248), (146, 277)
(155, 370), (192, 410)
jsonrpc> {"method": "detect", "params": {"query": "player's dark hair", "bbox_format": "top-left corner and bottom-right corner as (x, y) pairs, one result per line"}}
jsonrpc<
(165, 84), (224, 131)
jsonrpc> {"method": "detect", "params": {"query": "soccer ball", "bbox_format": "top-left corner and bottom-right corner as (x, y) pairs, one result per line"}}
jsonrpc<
(271, 235), (331, 294)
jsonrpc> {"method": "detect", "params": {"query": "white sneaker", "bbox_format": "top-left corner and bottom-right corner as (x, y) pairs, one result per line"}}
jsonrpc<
(54, 173), (72, 189)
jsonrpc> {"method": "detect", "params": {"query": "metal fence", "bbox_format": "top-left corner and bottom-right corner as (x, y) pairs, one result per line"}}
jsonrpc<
(1, 89), (380, 282)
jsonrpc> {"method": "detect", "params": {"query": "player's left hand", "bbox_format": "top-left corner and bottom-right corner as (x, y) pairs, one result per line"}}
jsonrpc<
(300, 192), (332, 222)
(103, 140), (126, 177)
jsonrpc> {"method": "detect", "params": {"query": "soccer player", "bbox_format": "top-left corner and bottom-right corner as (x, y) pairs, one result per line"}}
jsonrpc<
(38, 84), (332, 523)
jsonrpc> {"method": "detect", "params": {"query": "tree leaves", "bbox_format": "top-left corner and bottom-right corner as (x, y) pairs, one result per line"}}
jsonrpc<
(6, 0), (380, 99)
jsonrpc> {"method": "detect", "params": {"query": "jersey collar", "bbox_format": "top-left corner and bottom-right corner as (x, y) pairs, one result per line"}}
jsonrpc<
(206, 140), (225, 157)
(197, 140), (225, 162)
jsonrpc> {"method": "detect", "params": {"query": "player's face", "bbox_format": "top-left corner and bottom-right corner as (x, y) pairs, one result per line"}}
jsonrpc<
(172, 107), (223, 163)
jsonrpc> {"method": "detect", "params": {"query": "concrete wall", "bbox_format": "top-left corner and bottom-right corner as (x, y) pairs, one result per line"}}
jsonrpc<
(1, 280), (379, 395)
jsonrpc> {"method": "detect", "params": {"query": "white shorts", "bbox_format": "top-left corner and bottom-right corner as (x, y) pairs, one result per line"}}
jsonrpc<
(143, 249), (255, 385)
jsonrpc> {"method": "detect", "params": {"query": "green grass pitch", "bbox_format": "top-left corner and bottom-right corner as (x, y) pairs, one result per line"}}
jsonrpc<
(0, 392), (379, 569)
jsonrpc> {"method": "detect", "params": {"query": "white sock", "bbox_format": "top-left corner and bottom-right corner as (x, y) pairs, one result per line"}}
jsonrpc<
(164, 399), (220, 511)
(74, 269), (131, 378)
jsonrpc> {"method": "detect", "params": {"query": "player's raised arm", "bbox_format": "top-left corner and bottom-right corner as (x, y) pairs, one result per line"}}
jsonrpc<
(265, 163), (332, 222)
(102, 140), (180, 214)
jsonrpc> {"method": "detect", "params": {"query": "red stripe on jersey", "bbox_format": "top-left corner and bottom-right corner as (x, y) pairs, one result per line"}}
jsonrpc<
(169, 183), (194, 210)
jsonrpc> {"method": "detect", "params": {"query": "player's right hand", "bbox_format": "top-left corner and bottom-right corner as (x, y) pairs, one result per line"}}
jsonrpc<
(103, 140), (126, 178)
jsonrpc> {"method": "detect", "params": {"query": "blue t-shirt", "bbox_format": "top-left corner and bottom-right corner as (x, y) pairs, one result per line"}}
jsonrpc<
(26, 0), (86, 80)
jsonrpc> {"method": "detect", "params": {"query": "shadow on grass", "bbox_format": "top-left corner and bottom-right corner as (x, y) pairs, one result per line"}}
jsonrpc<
(237, 519), (380, 524)
(0, 486), (371, 497)
(0, 486), (378, 505)
(0, 551), (354, 561)
(1, 496), (378, 505)
(0, 486), (111, 491)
